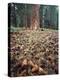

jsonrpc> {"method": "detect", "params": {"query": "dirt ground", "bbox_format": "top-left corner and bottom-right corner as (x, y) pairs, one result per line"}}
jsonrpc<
(9, 29), (58, 77)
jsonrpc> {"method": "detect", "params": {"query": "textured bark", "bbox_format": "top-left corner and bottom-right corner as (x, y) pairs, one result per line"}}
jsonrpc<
(30, 5), (40, 30)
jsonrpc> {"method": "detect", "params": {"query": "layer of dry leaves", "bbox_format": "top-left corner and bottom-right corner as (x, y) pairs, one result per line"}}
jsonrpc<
(9, 29), (58, 77)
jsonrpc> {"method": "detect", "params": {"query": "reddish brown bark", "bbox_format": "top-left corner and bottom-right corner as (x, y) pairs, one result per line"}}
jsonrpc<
(30, 5), (40, 30)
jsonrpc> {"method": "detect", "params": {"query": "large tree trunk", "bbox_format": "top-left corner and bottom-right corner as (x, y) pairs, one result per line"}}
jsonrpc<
(30, 5), (40, 30)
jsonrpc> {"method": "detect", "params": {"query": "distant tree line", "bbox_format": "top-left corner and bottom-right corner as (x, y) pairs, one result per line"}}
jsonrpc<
(8, 3), (58, 30)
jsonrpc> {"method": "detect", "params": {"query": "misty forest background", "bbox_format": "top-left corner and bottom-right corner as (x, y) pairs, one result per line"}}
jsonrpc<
(8, 3), (58, 31)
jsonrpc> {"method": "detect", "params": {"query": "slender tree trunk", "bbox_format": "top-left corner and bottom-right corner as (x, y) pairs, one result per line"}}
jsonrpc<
(23, 4), (27, 28)
(30, 5), (40, 30)
(13, 4), (17, 27)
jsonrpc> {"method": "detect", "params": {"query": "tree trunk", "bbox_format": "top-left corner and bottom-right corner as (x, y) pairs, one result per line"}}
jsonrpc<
(30, 5), (40, 30)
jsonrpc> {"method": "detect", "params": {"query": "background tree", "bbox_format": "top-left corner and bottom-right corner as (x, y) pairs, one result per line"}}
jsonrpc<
(30, 4), (40, 30)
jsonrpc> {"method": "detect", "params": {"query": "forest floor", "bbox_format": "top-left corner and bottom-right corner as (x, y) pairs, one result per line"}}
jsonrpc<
(9, 28), (58, 77)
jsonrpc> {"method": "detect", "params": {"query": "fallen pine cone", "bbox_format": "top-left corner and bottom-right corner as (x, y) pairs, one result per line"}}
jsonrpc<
(28, 60), (35, 67)
(19, 70), (27, 76)
(32, 64), (39, 72)
(39, 67), (47, 75)
(22, 59), (28, 67)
